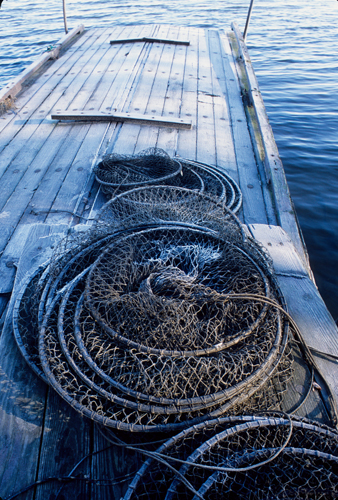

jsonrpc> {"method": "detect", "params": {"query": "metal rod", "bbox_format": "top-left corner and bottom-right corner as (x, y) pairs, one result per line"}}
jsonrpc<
(63, 0), (68, 34)
(243, 0), (255, 41)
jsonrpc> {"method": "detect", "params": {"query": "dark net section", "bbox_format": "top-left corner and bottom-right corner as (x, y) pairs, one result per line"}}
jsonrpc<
(96, 186), (244, 237)
(12, 147), (299, 434)
(123, 415), (338, 499)
(84, 227), (273, 353)
(94, 149), (242, 213)
(94, 148), (182, 191)
(13, 216), (295, 432)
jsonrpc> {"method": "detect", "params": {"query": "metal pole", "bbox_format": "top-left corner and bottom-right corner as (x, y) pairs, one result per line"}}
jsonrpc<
(243, 0), (254, 41)
(63, 0), (68, 34)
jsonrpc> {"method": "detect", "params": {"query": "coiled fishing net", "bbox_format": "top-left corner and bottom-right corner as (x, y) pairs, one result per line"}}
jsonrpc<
(13, 218), (294, 432)
(96, 186), (243, 236)
(122, 414), (338, 499)
(94, 148), (182, 191)
(12, 154), (297, 433)
(94, 149), (242, 213)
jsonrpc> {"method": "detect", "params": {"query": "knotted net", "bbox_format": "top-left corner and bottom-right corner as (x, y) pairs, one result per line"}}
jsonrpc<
(13, 157), (296, 433)
(122, 414), (338, 499)
(94, 149), (242, 213)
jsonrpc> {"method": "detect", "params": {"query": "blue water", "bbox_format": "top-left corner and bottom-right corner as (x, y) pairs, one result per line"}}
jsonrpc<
(1, 0), (338, 320)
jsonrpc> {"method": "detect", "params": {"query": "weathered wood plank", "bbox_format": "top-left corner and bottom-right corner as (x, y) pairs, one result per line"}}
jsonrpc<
(0, 25), (85, 104)
(0, 224), (32, 294)
(249, 223), (309, 278)
(43, 123), (108, 225)
(155, 26), (190, 156)
(110, 25), (171, 156)
(62, 24), (148, 113)
(0, 28), (103, 154)
(231, 23), (307, 263)
(218, 31), (269, 225)
(195, 29), (217, 166)
(134, 25), (182, 153)
(51, 110), (192, 128)
(278, 276), (338, 408)
(90, 426), (140, 500)
(83, 25), (156, 113)
(0, 29), (131, 239)
(250, 223), (338, 416)
(43, 26), (158, 225)
(176, 27), (199, 160)
(0, 124), (77, 252)
(282, 342), (331, 425)
(0, 30), (113, 210)
(34, 392), (92, 500)
(0, 224), (68, 499)
(207, 29), (240, 186)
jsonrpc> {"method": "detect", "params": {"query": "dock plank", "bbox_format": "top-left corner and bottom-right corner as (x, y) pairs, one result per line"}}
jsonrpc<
(44, 26), (161, 224)
(195, 29), (217, 166)
(91, 427), (140, 500)
(0, 29), (134, 241)
(250, 223), (338, 416)
(0, 28), (108, 161)
(133, 25), (182, 153)
(231, 23), (307, 264)
(218, 31), (269, 225)
(207, 30), (240, 186)
(34, 392), (92, 500)
(176, 27), (199, 160)
(0, 29), (114, 218)
(0, 224), (32, 294)
(0, 224), (68, 499)
(110, 25), (171, 156)
(0, 25), (85, 105)
(150, 26), (190, 155)
(0, 27), (93, 140)
(63, 25), (150, 113)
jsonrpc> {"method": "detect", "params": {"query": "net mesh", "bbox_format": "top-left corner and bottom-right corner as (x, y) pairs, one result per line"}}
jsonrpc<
(12, 149), (309, 434)
(96, 186), (244, 238)
(122, 415), (338, 499)
(94, 149), (242, 213)
(94, 148), (182, 191)
(13, 220), (295, 432)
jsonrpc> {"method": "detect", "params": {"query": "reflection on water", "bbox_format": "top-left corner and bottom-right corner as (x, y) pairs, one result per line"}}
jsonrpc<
(1, 0), (338, 319)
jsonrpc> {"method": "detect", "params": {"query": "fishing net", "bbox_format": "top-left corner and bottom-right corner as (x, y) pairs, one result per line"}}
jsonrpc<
(122, 414), (338, 499)
(11, 218), (294, 432)
(13, 149), (297, 433)
(94, 149), (242, 213)
(12, 264), (49, 382)
(94, 148), (182, 192)
(173, 159), (242, 213)
(96, 186), (244, 236)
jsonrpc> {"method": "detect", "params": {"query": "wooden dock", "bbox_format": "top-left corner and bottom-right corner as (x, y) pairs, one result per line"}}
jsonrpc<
(0, 23), (338, 499)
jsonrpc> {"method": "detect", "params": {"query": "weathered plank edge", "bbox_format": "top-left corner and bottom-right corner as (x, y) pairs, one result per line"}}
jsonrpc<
(0, 25), (85, 104)
(230, 22), (310, 273)
(51, 111), (192, 129)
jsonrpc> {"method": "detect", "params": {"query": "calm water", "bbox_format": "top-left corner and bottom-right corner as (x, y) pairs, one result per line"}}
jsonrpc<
(1, 0), (338, 319)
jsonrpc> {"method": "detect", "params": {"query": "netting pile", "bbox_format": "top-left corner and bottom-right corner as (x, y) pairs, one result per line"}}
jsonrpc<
(94, 148), (182, 192)
(94, 148), (242, 213)
(122, 414), (338, 499)
(13, 150), (296, 433)
(13, 224), (293, 432)
(95, 186), (243, 235)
